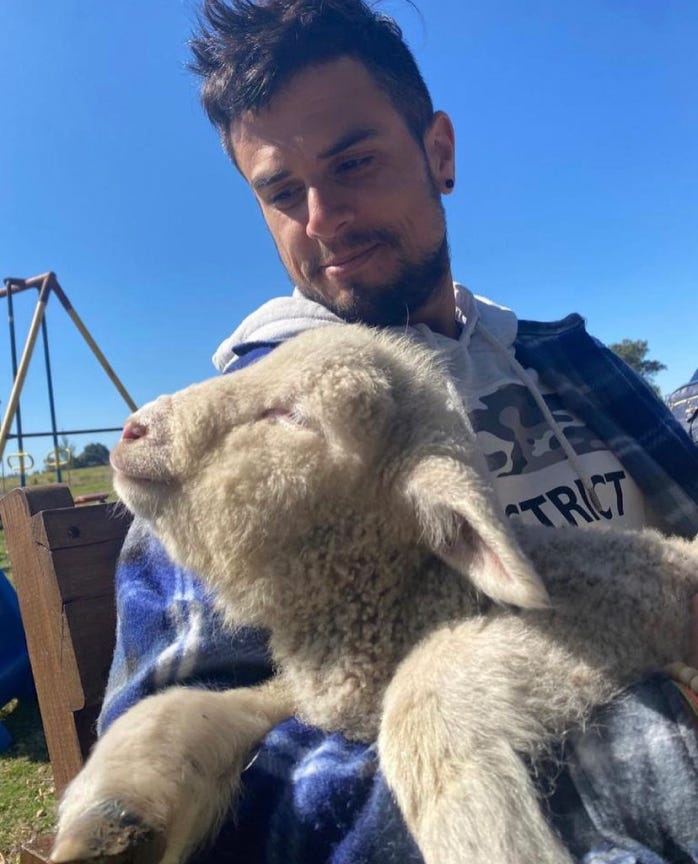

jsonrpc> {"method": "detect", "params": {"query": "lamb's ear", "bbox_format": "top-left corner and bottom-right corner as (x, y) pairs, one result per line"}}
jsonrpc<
(404, 455), (550, 609)
(311, 365), (396, 458)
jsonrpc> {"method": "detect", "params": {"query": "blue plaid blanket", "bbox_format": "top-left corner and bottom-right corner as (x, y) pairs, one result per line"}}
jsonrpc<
(101, 524), (698, 863)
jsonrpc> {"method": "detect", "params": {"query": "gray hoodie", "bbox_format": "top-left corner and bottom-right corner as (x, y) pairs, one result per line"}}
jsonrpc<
(213, 284), (646, 530)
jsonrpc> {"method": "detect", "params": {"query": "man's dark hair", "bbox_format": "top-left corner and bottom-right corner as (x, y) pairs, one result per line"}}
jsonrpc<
(189, 0), (434, 158)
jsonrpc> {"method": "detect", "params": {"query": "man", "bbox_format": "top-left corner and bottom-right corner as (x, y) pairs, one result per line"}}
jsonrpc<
(99, 1), (698, 862)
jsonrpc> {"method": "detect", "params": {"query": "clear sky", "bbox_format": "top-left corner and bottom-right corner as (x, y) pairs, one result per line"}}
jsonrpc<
(1, 0), (697, 473)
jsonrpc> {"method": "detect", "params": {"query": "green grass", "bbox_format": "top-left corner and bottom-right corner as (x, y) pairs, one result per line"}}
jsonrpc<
(0, 699), (55, 861)
(0, 465), (116, 861)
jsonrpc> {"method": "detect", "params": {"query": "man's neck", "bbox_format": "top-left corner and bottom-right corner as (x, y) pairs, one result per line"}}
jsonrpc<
(409, 278), (459, 338)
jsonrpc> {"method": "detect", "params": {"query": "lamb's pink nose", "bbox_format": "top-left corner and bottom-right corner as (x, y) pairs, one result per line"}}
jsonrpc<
(121, 420), (148, 441)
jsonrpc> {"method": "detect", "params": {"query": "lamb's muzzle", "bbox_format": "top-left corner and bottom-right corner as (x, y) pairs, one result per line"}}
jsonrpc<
(111, 395), (176, 484)
(121, 419), (148, 441)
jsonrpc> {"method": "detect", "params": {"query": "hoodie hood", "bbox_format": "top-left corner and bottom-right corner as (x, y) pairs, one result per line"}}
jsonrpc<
(212, 284), (517, 372)
(212, 290), (344, 372)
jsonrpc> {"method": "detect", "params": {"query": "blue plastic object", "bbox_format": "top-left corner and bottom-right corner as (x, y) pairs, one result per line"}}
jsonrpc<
(0, 568), (33, 751)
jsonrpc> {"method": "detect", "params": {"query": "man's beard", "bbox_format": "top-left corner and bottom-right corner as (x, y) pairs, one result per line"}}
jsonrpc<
(299, 228), (451, 327)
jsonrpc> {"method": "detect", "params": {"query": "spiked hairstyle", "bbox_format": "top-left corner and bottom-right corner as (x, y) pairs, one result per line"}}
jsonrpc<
(189, 0), (435, 159)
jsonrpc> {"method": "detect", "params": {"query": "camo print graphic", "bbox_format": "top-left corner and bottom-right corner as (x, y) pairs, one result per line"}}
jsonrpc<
(469, 384), (606, 477)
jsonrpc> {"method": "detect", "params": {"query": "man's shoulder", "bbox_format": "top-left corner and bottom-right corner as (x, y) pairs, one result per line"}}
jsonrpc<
(213, 293), (342, 373)
(224, 344), (279, 374)
(515, 312), (586, 341)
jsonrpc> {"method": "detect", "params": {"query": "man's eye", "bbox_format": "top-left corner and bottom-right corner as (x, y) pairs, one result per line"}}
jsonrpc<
(336, 156), (373, 174)
(269, 186), (303, 209)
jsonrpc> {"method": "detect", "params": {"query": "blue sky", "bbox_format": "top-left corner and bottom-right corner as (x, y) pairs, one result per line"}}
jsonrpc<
(1, 0), (697, 472)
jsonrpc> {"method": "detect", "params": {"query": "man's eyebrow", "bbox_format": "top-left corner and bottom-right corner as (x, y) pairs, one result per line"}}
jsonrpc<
(318, 127), (379, 160)
(252, 169), (292, 192)
(251, 128), (379, 190)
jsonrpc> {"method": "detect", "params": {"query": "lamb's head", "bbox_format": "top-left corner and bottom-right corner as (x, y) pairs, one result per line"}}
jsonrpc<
(111, 325), (548, 621)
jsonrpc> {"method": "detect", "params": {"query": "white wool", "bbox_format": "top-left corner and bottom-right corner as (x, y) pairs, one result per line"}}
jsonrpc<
(55, 325), (697, 864)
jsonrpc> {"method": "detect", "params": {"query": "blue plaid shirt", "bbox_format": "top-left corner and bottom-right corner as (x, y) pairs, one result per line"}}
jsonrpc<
(100, 313), (698, 864)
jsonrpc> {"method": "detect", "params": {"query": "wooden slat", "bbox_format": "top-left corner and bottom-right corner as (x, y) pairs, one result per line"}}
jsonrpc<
(62, 595), (117, 710)
(1, 484), (131, 862)
(0, 484), (74, 522)
(33, 502), (131, 551)
(0, 485), (129, 796)
(0, 486), (83, 794)
(41, 536), (129, 603)
(19, 832), (55, 864)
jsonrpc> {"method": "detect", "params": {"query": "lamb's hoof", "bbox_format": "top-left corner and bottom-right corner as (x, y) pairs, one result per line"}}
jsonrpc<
(51, 800), (167, 864)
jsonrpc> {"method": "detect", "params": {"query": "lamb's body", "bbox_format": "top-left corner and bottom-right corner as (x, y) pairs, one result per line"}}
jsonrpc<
(51, 325), (698, 864)
(227, 516), (693, 746)
(252, 514), (485, 740)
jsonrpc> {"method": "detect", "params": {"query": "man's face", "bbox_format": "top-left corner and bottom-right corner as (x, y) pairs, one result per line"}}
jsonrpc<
(230, 57), (456, 326)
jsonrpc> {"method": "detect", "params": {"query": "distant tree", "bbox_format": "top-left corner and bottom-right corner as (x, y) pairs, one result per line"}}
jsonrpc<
(609, 339), (666, 397)
(74, 442), (111, 468)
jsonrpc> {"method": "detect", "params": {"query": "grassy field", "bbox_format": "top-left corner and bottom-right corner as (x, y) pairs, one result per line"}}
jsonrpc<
(0, 465), (115, 862)
(0, 700), (55, 861)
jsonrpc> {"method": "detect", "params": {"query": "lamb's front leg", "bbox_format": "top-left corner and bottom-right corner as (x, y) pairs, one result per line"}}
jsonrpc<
(51, 677), (293, 864)
(378, 617), (605, 864)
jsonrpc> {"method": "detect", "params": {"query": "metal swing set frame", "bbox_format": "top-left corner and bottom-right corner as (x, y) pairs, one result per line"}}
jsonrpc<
(0, 272), (137, 486)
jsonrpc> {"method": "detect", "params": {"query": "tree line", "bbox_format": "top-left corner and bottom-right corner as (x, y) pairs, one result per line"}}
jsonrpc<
(609, 338), (666, 397)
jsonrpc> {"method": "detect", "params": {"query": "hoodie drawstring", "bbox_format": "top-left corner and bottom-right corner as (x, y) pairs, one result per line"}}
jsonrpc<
(476, 321), (604, 513)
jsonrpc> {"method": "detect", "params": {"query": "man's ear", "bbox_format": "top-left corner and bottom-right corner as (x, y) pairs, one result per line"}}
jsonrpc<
(423, 111), (456, 192)
(404, 454), (550, 609)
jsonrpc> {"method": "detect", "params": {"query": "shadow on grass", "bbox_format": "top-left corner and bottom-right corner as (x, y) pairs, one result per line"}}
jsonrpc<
(0, 698), (55, 863)
(1, 697), (49, 763)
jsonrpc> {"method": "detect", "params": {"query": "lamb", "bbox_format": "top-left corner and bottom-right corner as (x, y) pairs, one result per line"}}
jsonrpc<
(51, 324), (698, 864)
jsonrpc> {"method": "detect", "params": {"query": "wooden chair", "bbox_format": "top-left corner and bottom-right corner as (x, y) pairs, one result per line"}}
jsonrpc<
(0, 484), (132, 864)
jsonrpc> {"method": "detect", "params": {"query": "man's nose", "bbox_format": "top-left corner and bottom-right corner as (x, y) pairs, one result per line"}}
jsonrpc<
(305, 185), (353, 241)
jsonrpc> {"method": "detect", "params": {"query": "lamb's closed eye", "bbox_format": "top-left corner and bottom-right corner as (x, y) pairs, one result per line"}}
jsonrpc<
(259, 403), (311, 427)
